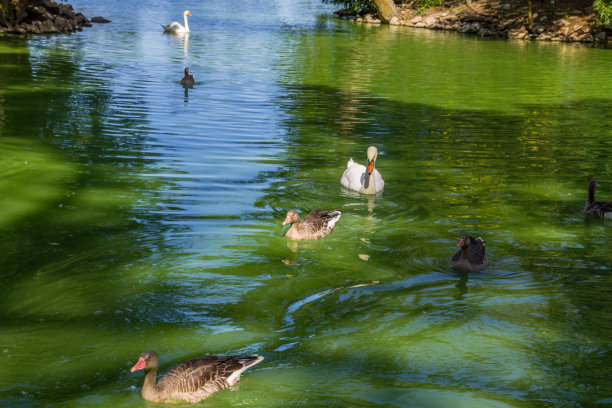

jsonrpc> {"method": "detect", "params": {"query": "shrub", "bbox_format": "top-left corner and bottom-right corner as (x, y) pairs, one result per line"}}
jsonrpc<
(594, 0), (612, 25)
(323, 0), (443, 13)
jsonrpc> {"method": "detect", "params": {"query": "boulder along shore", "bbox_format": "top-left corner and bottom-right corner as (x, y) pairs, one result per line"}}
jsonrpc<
(336, 0), (611, 44)
(0, 0), (109, 35)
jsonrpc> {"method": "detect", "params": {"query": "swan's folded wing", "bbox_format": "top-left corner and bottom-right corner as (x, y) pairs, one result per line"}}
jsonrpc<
(340, 162), (366, 191)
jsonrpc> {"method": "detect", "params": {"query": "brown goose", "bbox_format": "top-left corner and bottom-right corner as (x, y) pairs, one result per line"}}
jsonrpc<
(585, 179), (612, 219)
(282, 209), (341, 240)
(130, 351), (263, 403)
(180, 67), (195, 85)
(450, 233), (488, 272)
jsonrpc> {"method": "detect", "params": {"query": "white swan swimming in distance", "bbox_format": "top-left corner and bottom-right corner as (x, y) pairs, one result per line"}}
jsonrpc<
(340, 146), (384, 194)
(162, 11), (191, 33)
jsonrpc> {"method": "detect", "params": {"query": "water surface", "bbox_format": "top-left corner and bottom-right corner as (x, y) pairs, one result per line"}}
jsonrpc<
(0, 0), (611, 407)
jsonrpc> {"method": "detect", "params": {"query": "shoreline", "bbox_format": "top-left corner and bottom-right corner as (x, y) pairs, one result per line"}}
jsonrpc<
(0, 0), (109, 35)
(336, 1), (612, 44)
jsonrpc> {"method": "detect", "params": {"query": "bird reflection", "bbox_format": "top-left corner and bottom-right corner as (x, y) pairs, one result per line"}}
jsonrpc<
(282, 239), (319, 265)
(183, 32), (190, 55)
(341, 188), (377, 215)
(454, 271), (469, 299)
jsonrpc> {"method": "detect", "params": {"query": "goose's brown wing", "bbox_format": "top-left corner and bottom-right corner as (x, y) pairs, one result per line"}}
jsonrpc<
(157, 355), (261, 402)
(299, 209), (341, 238)
(157, 357), (220, 398)
(301, 209), (325, 230)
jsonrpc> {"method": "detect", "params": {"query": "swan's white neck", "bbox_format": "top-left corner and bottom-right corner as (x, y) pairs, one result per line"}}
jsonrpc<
(183, 14), (190, 32)
(361, 170), (377, 194)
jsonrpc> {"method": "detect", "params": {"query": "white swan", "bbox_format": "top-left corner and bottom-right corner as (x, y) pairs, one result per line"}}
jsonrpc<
(162, 11), (191, 33)
(340, 146), (384, 194)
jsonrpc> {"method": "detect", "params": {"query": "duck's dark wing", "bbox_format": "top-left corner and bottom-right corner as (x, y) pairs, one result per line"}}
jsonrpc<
(467, 236), (488, 267)
(450, 249), (462, 264)
(180, 75), (195, 85)
(586, 200), (612, 218)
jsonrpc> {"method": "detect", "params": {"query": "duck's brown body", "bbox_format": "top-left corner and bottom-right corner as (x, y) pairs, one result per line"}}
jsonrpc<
(180, 67), (195, 85)
(131, 351), (263, 403)
(450, 234), (488, 272)
(283, 209), (341, 240)
(585, 179), (612, 219)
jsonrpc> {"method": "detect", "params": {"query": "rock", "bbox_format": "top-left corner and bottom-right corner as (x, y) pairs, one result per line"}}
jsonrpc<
(40, 19), (59, 33)
(363, 14), (381, 24)
(596, 31), (607, 41)
(58, 3), (75, 18)
(532, 23), (545, 34)
(500, 3), (511, 10)
(568, 32), (582, 41)
(334, 8), (354, 16)
(478, 29), (494, 37)
(74, 12), (89, 25)
(424, 16), (437, 26)
(415, 22), (426, 28)
(466, 22), (480, 33)
(389, 17), (400, 25)
(507, 28), (524, 37)
(41, 0), (59, 12)
(409, 16), (422, 24)
(91, 16), (111, 23)
(536, 32), (553, 41)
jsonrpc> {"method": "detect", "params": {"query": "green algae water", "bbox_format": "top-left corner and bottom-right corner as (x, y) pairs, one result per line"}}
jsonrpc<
(1, 1), (611, 407)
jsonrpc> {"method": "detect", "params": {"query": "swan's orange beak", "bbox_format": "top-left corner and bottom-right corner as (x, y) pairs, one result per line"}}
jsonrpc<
(131, 357), (146, 372)
(187, 12), (192, 16)
(282, 215), (291, 225)
(367, 161), (374, 175)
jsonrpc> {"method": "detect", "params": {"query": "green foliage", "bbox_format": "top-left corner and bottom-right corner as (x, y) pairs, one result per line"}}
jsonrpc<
(323, 0), (442, 13)
(416, 0), (444, 10)
(322, 0), (375, 13)
(594, 0), (612, 25)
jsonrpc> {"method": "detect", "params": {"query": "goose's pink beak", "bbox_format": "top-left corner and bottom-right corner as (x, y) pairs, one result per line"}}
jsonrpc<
(457, 238), (464, 248)
(131, 357), (146, 372)
(282, 215), (291, 225)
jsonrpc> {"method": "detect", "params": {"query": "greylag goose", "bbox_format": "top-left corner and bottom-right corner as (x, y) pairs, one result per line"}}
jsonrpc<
(180, 67), (195, 85)
(282, 209), (341, 240)
(450, 234), (488, 272)
(130, 351), (263, 403)
(162, 10), (191, 33)
(340, 146), (384, 194)
(585, 179), (612, 219)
